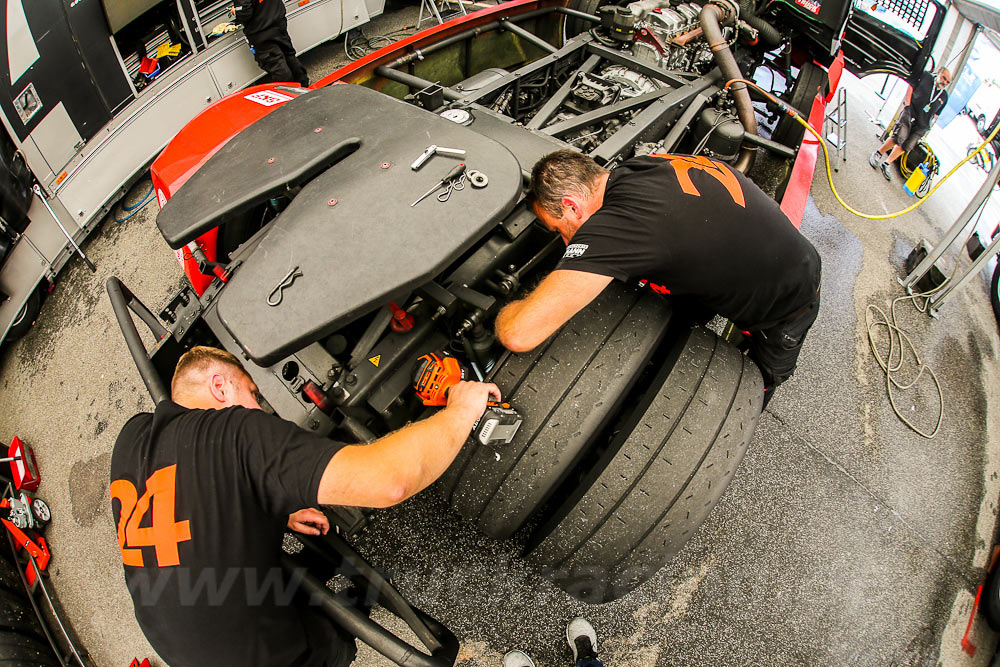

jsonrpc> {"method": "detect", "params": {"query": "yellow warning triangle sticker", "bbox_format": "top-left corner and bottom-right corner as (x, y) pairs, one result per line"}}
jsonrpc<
(368, 355), (381, 367)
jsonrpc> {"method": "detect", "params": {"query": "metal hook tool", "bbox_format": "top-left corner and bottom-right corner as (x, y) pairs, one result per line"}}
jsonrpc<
(436, 173), (467, 202)
(267, 266), (302, 306)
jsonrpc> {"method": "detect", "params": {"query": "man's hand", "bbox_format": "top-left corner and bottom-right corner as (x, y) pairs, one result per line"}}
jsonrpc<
(287, 508), (329, 535)
(444, 381), (501, 426)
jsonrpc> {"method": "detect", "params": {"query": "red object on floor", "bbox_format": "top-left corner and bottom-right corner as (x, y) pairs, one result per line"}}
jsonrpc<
(961, 583), (982, 656)
(8, 437), (40, 491)
(0, 496), (50, 588)
(129, 659), (151, 667)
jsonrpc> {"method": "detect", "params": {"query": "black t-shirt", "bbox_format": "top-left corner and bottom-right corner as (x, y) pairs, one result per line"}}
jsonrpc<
(556, 154), (821, 329)
(909, 71), (948, 128)
(235, 0), (287, 38)
(110, 401), (347, 666)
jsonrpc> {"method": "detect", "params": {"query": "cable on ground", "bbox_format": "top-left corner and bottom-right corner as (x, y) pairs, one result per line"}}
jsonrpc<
(344, 26), (417, 61)
(724, 78), (1000, 220)
(114, 182), (155, 223)
(865, 290), (944, 439)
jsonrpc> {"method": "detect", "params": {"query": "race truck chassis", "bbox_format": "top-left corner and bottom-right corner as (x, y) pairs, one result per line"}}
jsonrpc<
(108, 0), (855, 649)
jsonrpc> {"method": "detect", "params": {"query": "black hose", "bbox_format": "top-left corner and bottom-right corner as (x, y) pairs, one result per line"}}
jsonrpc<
(738, 0), (781, 47)
(699, 2), (757, 173)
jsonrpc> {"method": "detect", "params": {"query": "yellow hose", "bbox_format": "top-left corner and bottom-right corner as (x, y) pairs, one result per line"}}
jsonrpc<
(724, 78), (1000, 220)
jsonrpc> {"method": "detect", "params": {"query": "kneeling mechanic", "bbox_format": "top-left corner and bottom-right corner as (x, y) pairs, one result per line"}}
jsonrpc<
(111, 345), (500, 666)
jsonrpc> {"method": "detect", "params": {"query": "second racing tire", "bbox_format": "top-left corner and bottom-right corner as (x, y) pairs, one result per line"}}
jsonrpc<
(527, 326), (764, 603)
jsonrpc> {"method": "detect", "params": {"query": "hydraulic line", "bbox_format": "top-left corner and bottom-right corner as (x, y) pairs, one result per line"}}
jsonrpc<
(724, 78), (1000, 219)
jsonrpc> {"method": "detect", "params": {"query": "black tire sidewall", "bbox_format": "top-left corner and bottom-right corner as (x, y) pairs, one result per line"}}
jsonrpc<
(5, 290), (40, 343)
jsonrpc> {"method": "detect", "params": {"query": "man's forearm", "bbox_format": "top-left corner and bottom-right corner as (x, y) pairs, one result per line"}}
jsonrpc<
(318, 405), (479, 508)
(379, 407), (478, 502)
(495, 299), (533, 351)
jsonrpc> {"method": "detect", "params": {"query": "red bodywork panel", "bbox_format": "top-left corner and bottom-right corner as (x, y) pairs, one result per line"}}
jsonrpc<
(151, 84), (305, 294)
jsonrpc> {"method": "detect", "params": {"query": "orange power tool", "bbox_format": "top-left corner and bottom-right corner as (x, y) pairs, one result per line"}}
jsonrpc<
(413, 352), (523, 445)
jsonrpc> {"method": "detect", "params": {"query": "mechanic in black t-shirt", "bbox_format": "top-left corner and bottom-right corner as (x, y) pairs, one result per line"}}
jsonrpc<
(496, 150), (821, 404)
(869, 68), (951, 181)
(111, 346), (499, 666)
(232, 0), (309, 86)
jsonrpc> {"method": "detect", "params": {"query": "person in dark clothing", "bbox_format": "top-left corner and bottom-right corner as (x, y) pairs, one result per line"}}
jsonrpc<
(111, 346), (498, 666)
(869, 67), (951, 181)
(496, 150), (821, 404)
(233, 0), (309, 86)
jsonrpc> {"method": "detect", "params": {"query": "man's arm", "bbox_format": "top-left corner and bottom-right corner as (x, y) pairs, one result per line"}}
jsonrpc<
(316, 381), (500, 508)
(495, 270), (613, 353)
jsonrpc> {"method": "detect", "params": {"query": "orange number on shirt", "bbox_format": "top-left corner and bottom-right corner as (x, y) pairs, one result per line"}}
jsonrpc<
(650, 154), (746, 208)
(110, 465), (191, 567)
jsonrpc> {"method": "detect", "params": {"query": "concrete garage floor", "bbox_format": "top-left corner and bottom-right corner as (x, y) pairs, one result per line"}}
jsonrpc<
(2, 6), (1000, 663)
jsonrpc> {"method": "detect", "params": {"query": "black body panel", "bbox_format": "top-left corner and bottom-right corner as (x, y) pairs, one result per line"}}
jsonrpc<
(209, 85), (522, 366)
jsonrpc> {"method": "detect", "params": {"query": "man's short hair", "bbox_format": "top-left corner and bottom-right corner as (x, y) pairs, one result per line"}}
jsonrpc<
(529, 150), (609, 218)
(171, 346), (248, 398)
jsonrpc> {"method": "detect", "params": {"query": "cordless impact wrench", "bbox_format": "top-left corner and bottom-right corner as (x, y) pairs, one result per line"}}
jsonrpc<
(413, 352), (523, 446)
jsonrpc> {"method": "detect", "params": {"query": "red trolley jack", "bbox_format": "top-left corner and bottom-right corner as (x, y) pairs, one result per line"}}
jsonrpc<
(0, 491), (51, 588)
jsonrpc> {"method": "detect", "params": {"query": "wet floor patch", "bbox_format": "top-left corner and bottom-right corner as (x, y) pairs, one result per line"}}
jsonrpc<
(69, 452), (110, 527)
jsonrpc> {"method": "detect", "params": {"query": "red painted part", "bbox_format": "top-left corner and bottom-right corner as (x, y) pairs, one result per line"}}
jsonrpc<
(180, 232), (219, 296)
(826, 51), (845, 103)
(389, 302), (415, 332)
(302, 380), (333, 413)
(962, 583), (982, 656)
(151, 83), (302, 199)
(780, 85), (830, 228)
(0, 516), (50, 587)
(8, 437), (39, 492)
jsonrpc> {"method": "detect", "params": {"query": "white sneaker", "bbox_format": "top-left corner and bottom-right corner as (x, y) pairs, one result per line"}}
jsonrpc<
(503, 650), (536, 667)
(869, 151), (883, 169)
(567, 617), (599, 663)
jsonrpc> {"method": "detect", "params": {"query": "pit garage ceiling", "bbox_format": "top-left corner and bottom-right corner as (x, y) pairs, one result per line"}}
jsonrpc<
(952, 0), (1000, 42)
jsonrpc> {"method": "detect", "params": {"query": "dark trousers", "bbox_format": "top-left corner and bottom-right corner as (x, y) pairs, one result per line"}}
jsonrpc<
(249, 25), (309, 87)
(746, 294), (820, 391)
(577, 658), (605, 667)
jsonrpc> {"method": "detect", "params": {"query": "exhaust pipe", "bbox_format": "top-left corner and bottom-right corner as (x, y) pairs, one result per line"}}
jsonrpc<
(699, 0), (757, 174)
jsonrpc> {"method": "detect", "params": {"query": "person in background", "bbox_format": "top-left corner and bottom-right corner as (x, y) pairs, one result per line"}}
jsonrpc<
(870, 67), (951, 181)
(232, 0), (309, 86)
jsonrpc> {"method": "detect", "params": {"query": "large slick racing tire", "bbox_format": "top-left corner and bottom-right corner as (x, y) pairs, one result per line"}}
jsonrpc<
(439, 284), (672, 540)
(527, 326), (764, 603)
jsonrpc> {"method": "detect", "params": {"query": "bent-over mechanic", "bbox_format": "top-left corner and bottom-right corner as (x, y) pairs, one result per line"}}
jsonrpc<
(232, 0), (309, 86)
(496, 150), (821, 404)
(111, 346), (499, 666)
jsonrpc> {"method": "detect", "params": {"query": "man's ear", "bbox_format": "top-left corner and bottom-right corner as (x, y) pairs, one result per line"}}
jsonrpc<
(560, 196), (579, 219)
(208, 373), (228, 404)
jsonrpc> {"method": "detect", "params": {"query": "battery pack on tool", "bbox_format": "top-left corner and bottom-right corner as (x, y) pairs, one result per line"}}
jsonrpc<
(472, 404), (523, 446)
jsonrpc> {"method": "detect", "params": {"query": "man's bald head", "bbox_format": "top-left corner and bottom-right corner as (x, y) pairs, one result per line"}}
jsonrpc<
(171, 346), (260, 410)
